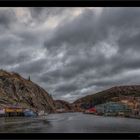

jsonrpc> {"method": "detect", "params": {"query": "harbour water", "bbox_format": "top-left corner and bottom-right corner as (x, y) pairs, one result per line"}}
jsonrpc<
(0, 112), (140, 133)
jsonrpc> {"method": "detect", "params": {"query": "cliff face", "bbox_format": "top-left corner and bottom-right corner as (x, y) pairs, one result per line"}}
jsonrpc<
(73, 85), (140, 110)
(0, 70), (55, 113)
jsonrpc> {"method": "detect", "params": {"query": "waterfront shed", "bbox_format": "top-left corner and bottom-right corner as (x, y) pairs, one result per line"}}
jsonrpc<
(5, 105), (24, 117)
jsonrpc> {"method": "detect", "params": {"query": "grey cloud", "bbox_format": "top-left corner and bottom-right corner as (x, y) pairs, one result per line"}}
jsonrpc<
(55, 84), (78, 93)
(0, 51), (31, 66)
(13, 58), (47, 74)
(100, 8), (140, 27)
(42, 8), (140, 101)
(44, 9), (100, 48)
(1, 7), (140, 102)
(29, 7), (68, 24)
(118, 32), (140, 52)
(0, 9), (17, 30)
(0, 39), (32, 66)
(44, 7), (140, 51)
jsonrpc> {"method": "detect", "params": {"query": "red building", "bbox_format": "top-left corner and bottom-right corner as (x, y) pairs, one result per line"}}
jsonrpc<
(84, 107), (97, 114)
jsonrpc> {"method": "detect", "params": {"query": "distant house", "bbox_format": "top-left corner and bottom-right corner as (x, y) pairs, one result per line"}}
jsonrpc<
(95, 102), (131, 116)
(0, 108), (5, 117)
(56, 108), (66, 113)
(95, 104), (105, 114)
(38, 110), (45, 116)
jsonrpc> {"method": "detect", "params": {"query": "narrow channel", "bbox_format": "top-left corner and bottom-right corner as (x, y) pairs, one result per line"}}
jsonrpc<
(0, 112), (140, 133)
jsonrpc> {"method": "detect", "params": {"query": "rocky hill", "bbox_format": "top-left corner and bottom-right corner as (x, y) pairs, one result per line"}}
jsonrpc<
(73, 85), (140, 109)
(0, 70), (55, 113)
(1, 69), (140, 114)
(54, 100), (73, 112)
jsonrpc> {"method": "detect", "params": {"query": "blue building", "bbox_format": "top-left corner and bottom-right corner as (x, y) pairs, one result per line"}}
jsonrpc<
(95, 102), (131, 115)
(23, 109), (38, 117)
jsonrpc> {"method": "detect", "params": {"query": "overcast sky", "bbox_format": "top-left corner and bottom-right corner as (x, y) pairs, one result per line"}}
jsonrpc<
(1, 7), (140, 102)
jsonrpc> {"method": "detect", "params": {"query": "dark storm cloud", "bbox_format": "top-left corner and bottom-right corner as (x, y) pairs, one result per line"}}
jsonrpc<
(44, 9), (101, 47)
(118, 32), (140, 51)
(16, 30), (40, 46)
(99, 8), (140, 27)
(1, 7), (140, 102)
(42, 7), (140, 101)
(43, 49), (107, 82)
(0, 9), (16, 28)
(29, 7), (68, 24)
(55, 84), (78, 93)
(29, 7), (65, 17)
(14, 58), (47, 74)
(0, 50), (31, 66)
(44, 8), (140, 49)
